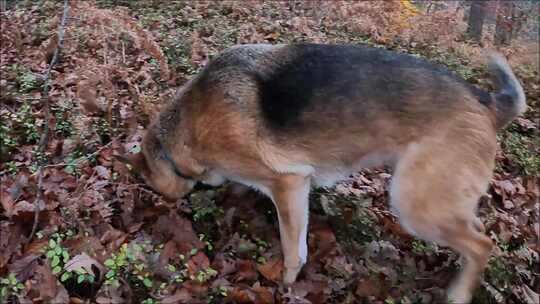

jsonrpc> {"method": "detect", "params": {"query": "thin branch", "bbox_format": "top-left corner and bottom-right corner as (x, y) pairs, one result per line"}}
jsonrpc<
(38, 0), (69, 152)
(28, 168), (44, 242)
(27, 0), (70, 244)
(41, 141), (114, 169)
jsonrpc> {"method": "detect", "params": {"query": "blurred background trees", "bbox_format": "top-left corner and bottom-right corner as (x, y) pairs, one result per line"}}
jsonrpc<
(413, 0), (536, 46)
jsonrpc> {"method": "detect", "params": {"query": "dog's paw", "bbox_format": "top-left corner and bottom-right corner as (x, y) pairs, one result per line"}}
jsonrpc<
(447, 285), (473, 304)
(282, 265), (302, 285)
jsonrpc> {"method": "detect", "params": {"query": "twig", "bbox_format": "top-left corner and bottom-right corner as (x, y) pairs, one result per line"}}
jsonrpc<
(121, 40), (126, 64)
(27, 0), (70, 244)
(102, 24), (108, 65)
(41, 141), (114, 169)
(28, 168), (44, 243)
(38, 0), (69, 152)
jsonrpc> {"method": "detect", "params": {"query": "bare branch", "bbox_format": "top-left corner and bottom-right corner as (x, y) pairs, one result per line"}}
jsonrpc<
(38, 0), (70, 152)
(28, 0), (70, 244)
(28, 168), (44, 242)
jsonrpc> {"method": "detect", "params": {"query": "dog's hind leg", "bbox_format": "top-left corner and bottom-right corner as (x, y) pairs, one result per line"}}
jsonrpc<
(269, 174), (311, 284)
(390, 134), (495, 303)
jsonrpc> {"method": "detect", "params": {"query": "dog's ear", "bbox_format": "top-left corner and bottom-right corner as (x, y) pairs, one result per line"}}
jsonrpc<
(113, 152), (149, 175)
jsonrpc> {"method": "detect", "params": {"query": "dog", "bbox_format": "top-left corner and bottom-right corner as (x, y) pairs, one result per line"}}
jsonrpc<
(128, 43), (526, 303)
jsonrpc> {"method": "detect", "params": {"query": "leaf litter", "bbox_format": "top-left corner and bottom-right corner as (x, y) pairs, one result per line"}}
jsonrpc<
(0, 1), (538, 303)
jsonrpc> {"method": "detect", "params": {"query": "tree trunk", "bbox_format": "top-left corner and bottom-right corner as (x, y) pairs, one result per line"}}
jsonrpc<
(495, 1), (515, 46)
(467, 1), (489, 42)
(511, 4), (527, 41)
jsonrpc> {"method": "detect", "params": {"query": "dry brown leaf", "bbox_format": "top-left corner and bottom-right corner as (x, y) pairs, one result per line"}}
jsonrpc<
(161, 289), (192, 304)
(234, 260), (258, 282)
(257, 258), (283, 282)
(64, 252), (104, 282)
(186, 251), (210, 276)
(33, 265), (58, 301)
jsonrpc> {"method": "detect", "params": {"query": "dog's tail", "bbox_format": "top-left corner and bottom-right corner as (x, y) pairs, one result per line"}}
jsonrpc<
(486, 52), (527, 128)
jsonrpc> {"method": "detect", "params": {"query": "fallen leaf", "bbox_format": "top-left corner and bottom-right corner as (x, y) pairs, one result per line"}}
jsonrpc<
(257, 258), (283, 282)
(64, 252), (104, 282)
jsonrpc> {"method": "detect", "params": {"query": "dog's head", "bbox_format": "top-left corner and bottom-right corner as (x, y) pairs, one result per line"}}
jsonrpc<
(126, 126), (203, 200)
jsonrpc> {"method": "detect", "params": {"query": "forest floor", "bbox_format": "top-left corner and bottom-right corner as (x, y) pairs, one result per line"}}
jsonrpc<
(0, 1), (538, 303)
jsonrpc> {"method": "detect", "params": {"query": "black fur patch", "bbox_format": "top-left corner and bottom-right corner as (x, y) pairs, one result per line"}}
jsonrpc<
(471, 86), (493, 107)
(253, 44), (472, 131)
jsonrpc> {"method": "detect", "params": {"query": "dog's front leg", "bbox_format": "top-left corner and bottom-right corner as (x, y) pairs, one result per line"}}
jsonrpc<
(270, 174), (311, 285)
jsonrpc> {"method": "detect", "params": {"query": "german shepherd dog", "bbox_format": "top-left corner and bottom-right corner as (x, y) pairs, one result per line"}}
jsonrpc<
(129, 44), (526, 303)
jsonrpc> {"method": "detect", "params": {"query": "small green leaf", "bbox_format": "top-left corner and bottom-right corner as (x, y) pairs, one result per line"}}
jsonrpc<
(142, 278), (153, 288)
(104, 259), (115, 268)
(87, 275), (95, 283)
(49, 239), (57, 248)
(51, 255), (60, 267)
(105, 270), (116, 278)
(77, 275), (85, 284)
(54, 246), (62, 255)
(60, 272), (71, 282)
(46, 250), (56, 258)
(74, 268), (85, 275)
(52, 266), (62, 275)
(62, 251), (70, 263)
(167, 264), (176, 272)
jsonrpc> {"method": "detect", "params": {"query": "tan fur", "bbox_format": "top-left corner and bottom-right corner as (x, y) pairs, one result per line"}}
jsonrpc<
(132, 44), (525, 303)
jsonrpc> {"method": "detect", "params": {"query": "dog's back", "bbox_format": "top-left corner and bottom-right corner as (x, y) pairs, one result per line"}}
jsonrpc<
(180, 44), (523, 186)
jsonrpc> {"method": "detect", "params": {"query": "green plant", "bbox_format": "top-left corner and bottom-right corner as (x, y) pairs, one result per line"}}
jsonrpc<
(199, 234), (214, 252)
(64, 150), (84, 175)
(0, 273), (25, 301)
(190, 190), (224, 222)
(206, 285), (229, 302)
(8, 64), (39, 92)
(4, 161), (19, 175)
(141, 298), (156, 304)
(194, 266), (218, 283)
(91, 117), (111, 141)
(66, 267), (96, 285)
(104, 242), (154, 289)
(485, 256), (515, 291)
(166, 249), (201, 284)
(16, 103), (41, 144)
(162, 39), (198, 74)
(253, 238), (269, 264)
(384, 297), (396, 304)
(19, 73), (38, 92)
(167, 261), (188, 284)
(52, 101), (74, 137)
(350, 213), (377, 243)
(502, 131), (540, 176)
(0, 115), (18, 157)
(411, 239), (436, 255)
(0, 102), (42, 159)
(43, 230), (95, 285)
(215, 285), (228, 297)
(44, 233), (71, 276)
